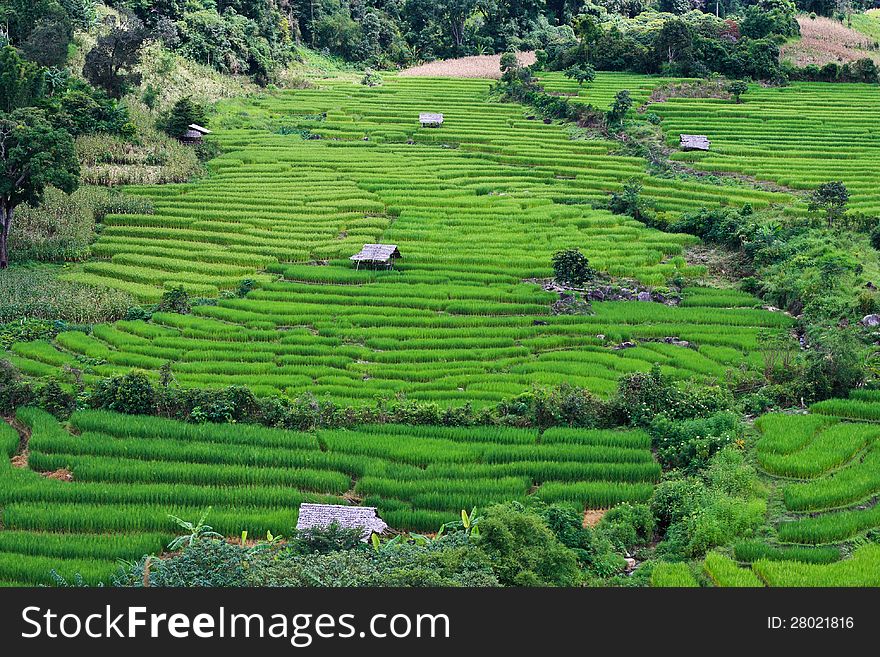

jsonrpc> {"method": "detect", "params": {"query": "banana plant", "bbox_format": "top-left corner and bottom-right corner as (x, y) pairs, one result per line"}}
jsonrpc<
(166, 507), (222, 551)
(371, 533), (404, 554)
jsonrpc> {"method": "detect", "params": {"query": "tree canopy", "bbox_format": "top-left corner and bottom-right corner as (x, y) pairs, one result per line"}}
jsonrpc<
(0, 107), (79, 268)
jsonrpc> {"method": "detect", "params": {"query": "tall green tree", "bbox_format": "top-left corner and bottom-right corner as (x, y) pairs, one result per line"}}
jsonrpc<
(0, 46), (47, 113)
(809, 181), (849, 228)
(83, 13), (150, 99)
(0, 108), (79, 268)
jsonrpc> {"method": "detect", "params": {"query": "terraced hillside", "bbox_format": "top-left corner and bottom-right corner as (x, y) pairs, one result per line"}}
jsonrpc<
(0, 408), (656, 585)
(653, 411), (880, 587)
(5, 75), (794, 406)
(538, 71), (692, 109)
(652, 82), (880, 215)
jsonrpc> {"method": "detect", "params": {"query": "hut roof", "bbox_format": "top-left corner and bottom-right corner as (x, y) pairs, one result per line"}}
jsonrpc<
(350, 243), (401, 263)
(188, 123), (212, 135)
(296, 503), (388, 540)
(419, 112), (444, 125)
(680, 134), (710, 151)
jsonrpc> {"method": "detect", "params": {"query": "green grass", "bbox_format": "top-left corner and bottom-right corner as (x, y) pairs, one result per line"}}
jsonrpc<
(703, 552), (764, 587)
(754, 544), (880, 587)
(651, 562), (699, 587)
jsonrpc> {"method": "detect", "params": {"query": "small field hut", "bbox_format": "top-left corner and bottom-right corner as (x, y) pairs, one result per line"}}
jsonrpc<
(350, 243), (401, 269)
(419, 112), (444, 128)
(296, 503), (388, 541)
(679, 134), (710, 151)
(181, 124), (212, 145)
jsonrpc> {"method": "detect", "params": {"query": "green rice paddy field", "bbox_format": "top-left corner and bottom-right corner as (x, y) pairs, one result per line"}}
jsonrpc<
(7, 75), (795, 406)
(4, 73), (880, 586)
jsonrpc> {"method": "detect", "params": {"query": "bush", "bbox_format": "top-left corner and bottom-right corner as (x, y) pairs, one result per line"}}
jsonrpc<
(551, 248), (595, 286)
(596, 503), (654, 552)
(799, 325), (865, 400)
(871, 225), (880, 252)
(137, 540), (247, 587)
(648, 411), (741, 472)
(10, 186), (99, 263)
(474, 502), (582, 586)
(286, 523), (368, 555)
(650, 477), (707, 533)
(540, 503), (624, 576)
(90, 371), (157, 415)
(0, 360), (36, 414)
(612, 366), (734, 427)
(157, 287), (191, 314)
(39, 381), (76, 420)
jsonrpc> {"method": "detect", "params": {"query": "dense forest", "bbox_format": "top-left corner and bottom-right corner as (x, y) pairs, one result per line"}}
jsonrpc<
(3, 0), (879, 83)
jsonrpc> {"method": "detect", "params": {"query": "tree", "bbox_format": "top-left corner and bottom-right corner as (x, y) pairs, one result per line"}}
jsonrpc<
(0, 108), (79, 268)
(727, 79), (748, 104)
(563, 63), (595, 86)
(606, 89), (632, 126)
(808, 181), (849, 228)
(158, 96), (208, 138)
(552, 248), (595, 286)
(0, 46), (47, 113)
(20, 17), (74, 68)
(83, 13), (150, 98)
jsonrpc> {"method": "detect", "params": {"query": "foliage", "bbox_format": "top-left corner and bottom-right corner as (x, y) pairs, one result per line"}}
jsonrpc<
(563, 63), (595, 86)
(648, 411), (742, 472)
(653, 447), (765, 559)
(808, 181), (849, 228)
(608, 177), (653, 224)
(83, 13), (150, 99)
(0, 268), (132, 323)
(89, 371), (158, 415)
(157, 96), (208, 139)
(157, 286), (191, 314)
(286, 522), (367, 555)
(361, 68), (382, 87)
(0, 107), (79, 269)
(727, 79), (749, 103)
(551, 248), (595, 286)
(167, 507), (224, 551)
(474, 502), (582, 586)
(0, 46), (47, 112)
(606, 89), (632, 125)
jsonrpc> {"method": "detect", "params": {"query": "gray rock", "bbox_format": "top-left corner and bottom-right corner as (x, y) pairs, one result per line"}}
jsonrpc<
(636, 291), (652, 302)
(862, 314), (880, 327)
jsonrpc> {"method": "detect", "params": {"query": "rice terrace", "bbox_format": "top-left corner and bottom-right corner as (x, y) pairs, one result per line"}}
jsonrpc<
(2, 1), (880, 593)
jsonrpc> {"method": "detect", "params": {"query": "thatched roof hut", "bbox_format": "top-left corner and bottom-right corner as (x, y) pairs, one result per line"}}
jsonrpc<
(296, 503), (388, 541)
(350, 243), (401, 269)
(419, 112), (444, 127)
(680, 134), (710, 151)
(181, 124), (212, 144)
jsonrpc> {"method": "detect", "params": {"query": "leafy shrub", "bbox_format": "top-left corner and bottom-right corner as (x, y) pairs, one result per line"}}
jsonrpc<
(287, 523), (367, 555)
(650, 477), (707, 533)
(551, 248), (595, 286)
(597, 503), (654, 552)
(157, 96), (208, 139)
(39, 381), (76, 419)
(157, 287), (191, 314)
(474, 502), (582, 586)
(0, 360), (36, 414)
(90, 371), (157, 415)
(648, 411), (741, 472)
